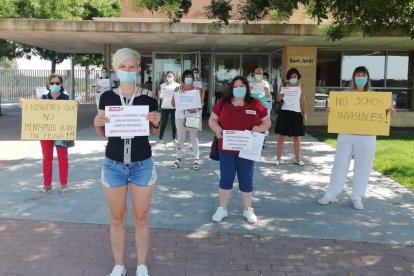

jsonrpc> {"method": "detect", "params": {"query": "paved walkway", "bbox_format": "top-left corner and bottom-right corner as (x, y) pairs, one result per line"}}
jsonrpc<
(1, 103), (413, 275)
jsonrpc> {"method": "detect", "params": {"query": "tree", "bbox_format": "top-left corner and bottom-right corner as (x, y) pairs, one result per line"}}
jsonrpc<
(0, 0), (120, 70)
(134, 0), (414, 40)
(0, 57), (17, 69)
(132, 0), (192, 23)
(72, 53), (104, 69)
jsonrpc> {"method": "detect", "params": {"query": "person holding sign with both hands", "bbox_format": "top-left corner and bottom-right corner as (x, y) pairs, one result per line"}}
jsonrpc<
(209, 76), (271, 224)
(94, 48), (160, 276)
(274, 68), (306, 166)
(318, 66), (396, 210)
(170, 69), (205, 170)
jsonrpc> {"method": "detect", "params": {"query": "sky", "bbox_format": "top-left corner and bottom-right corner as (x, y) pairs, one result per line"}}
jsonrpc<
(16, 56), (73, 70)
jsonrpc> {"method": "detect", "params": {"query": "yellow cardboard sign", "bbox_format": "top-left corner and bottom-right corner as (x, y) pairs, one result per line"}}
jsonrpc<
(328, 92), (392, 136)
(21, 99), (78, 140)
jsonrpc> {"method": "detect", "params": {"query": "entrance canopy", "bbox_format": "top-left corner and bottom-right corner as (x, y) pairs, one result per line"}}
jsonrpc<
(1, 18), (414, 54)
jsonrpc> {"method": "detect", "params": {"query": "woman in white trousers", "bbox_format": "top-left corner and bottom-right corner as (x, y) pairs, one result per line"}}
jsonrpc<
(318, 66), (396, 210)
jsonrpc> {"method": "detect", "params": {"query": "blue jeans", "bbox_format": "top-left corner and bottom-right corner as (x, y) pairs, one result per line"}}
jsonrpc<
(218, 150), (254, 192)
(101, 157), (157, 188)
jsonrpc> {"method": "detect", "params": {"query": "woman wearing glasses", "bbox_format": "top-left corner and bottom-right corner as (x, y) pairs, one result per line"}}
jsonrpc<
(39, 74), (70, 195)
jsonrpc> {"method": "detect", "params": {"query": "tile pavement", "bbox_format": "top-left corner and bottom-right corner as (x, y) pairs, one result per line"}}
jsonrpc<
(1, 219), (414, 276)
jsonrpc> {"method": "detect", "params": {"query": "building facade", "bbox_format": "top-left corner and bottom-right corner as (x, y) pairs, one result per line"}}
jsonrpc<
(0, 0), (413, 126)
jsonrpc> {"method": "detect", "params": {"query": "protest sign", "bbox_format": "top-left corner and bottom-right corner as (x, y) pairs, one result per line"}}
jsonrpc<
(105, 105), (149, 137)
(21, 99), (77, 140)
(173, 90), (202, 110)
(328, 91), (392, 136)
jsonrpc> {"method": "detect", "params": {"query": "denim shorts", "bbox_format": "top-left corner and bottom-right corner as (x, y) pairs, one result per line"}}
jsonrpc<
(101, 157), (157, 188)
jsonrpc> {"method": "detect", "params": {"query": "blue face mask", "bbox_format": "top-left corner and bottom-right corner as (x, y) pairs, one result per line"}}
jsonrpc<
(116, 70), (136, 84)
(355, 76), (368, 87)
(255, 74), (262, 81)
(101, 72), (108, 78)
(288, 77), (298, 84)
(184, 77), (193, 85)
(233, 87), (246, 99)
(50, 85), (61, 93)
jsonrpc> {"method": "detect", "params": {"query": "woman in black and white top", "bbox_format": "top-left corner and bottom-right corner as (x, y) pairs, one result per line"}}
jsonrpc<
(94, 48), (160, 276)
(157, 71), (180, 144)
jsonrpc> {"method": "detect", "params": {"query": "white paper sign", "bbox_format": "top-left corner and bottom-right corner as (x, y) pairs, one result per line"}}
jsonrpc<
(222, 130), (253, 151)
(193, 80), (203, 89)
(251, 82), (265, 94)
(239, 131), (265, 161)
(173, 90), (202, 110)
(105, 105), (149, 137)
(98, 79), (110, 87)
(281, 86), (301, 105)
(160, 88), (174, 98)
(35, 87), (48, 98)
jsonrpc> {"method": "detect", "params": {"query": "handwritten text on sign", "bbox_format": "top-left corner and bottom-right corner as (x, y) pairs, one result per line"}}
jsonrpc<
(21, 99), (78, 140)
(105, 105), (149, 137)
(328, 92), (392, 136)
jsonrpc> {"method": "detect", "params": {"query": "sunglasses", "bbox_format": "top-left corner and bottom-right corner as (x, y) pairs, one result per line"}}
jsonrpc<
(49, 82), (61, 85)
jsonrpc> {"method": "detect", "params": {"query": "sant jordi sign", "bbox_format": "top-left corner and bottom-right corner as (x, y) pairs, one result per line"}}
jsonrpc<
(21, 99), (78, 140)
(328, 92), (392, 136)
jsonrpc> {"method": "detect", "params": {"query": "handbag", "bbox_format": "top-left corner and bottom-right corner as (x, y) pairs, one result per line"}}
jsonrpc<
(54, 140), (75, 148)
(272, 99), (284, 114)
(209, 136), (219, 161)
(185, 116), (202, 129)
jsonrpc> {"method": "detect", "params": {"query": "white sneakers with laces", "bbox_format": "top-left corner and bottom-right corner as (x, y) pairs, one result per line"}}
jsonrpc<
(317, 195), (337, 205)
(242, 207), (257, 224)
(352, 198), (364, 210)
(136, 264), (149, 276)
(212, 207), (228, 222)
(108, 265), (126, 276)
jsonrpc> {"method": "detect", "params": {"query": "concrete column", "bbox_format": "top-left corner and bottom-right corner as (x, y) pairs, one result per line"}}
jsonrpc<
(104, 44), (112, 71)
(282, 46), (323, 125)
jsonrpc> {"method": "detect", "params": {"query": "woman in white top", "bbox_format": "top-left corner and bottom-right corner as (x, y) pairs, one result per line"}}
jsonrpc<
(157, 71), (180, 143)
(171, 69), (205, 170)
(95, 67), (115, 109)
(318, 66), (396, 210)
(274, 68), (307, 166)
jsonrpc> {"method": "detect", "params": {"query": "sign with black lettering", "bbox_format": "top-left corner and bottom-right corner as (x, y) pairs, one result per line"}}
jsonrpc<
(287, 56), (315, 67)
(21, 99), (78, 140)
(328, 92), (392, 136)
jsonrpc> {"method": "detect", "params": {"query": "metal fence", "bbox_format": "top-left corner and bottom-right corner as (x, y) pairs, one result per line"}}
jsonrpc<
(0, 69), (101, 103)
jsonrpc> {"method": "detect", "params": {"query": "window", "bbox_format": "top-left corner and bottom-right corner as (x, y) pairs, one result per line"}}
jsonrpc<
(342, 50), (386, 87)
(316, 49), (413, 110)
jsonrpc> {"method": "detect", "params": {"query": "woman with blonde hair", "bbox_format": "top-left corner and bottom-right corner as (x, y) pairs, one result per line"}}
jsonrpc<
(94, 48), (160, 276)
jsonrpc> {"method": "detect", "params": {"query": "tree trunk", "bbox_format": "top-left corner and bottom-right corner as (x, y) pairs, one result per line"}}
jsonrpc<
(51, 59), (56, 73)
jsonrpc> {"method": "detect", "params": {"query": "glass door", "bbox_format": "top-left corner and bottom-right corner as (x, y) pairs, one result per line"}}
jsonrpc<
(213, 54), (241, 105)
(154, 53), (181, 97)
(182, 52), (200, 71)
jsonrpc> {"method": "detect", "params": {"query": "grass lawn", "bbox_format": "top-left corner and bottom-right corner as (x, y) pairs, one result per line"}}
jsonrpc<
(307, 131), (414, 191)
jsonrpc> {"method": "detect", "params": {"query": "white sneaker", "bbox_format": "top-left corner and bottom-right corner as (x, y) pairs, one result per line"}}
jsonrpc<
(273, 159), (280, 166)
(317, 195), (337, 205)
(108, 265), (126, 276)
(352, 198), (364, 210)
(212, 207), (228, 222)
(136, 264), (149, 276)
(243, 207), (257, 224)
